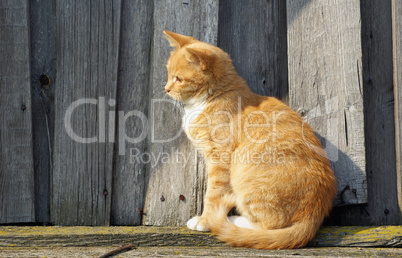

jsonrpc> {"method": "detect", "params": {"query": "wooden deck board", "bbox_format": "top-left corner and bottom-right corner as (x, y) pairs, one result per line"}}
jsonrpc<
(0, 226), (401, 248)
(1, 246), (402, 257)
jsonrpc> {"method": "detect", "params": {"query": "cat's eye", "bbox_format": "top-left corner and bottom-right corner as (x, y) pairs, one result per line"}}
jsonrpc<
(175, 76), (182, 83)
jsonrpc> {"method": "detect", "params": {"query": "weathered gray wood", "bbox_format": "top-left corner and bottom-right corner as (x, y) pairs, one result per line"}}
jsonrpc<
(393, 0), (402, 225)
(218, 0), (288, 102)
(0, 227), (222, 248)
(358, 0), (399, 225)
(0, 226), (401, 248)
(52, 0), (121, 226)
(309, 226), (402, 248)
(110, 0), (153, 226)
(0, 0), (35, 223)
(144, 0), (218, 226)
(287, 0), (367, 206)
(29, 0), (57, 224)
(3, 246), (402, 257)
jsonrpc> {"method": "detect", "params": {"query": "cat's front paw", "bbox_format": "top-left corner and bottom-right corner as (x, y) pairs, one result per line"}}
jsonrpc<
(187, 216), (210, 231)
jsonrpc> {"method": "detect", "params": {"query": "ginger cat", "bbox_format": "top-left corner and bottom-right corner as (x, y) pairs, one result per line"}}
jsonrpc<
(163, 30), (336, 249)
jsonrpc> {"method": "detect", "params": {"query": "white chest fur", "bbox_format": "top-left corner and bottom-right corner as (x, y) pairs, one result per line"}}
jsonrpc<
(182, 96), (207, 136)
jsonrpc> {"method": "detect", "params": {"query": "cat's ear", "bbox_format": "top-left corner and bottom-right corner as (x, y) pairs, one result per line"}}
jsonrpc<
(186, 47), (209, 71)
(163, 30), (195, 49)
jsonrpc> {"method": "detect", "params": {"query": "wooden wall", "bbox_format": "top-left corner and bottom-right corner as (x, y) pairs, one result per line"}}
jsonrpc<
(111, 0), (153, 226)
(334, 0), (400, 225)
(393, 0), (402, 225)
(0, 0), (401, 226)
(30, 0), (56, 225)
(0, 0), (35, 224)
(143, 0), (219, 226)
(287, 0), (367, 207)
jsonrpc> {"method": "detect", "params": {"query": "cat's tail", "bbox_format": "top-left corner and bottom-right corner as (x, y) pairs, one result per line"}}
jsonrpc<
(207, 196), (322, 249)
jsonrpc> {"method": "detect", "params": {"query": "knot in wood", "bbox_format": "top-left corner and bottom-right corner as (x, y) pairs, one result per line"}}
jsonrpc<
(298, 108), (307, 117)
(39, 73), (50, 87)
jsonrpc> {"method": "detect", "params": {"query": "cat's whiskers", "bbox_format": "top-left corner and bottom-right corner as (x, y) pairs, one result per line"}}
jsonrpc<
(176, 95), (184, 113)
(154, 88), (184, 116)
(167, 95), (183, 116)
(153, 89), (168, 98)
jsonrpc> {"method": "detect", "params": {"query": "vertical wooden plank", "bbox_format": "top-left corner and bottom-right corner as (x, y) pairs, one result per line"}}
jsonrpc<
(30, 0), (57, 224)
(111, 0), (153, 226)
(357, 0), (399, 225)
(393, 0), (402, 224)
(143, 0), (218, 226)
(218, 0), (288, 102)
(0, 0), (35, 223)
(52, 0), (121, 225)
(287, 0), (367, 206)
(328, 1), (399, 225)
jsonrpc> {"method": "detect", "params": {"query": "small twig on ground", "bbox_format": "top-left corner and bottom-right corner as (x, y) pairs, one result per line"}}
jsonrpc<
(98, 244), (136, 258)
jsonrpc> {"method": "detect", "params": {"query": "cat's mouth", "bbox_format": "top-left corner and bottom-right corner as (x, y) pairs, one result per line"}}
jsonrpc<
(166, 90), (183, 101)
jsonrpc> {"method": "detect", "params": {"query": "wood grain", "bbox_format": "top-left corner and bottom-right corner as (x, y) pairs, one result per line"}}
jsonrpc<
(0, 0), (400, 228)
(143, 0), (218, 226)
(111, 0), (153, 226)
(52, 0), (121, 226)
(218, 0), (288, 101)
(0, 226), (401, 248)
(29, 0), (57, 224)
(0, 0), (35, 224)
(287, 0), (367, 206)
(393, 0), (402, 225)
(359, 0), (399, 225)
(2, 246), (402, 257)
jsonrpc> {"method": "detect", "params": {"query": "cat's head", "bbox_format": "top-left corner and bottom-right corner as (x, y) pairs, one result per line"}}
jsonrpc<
(163, 30), (234, 104)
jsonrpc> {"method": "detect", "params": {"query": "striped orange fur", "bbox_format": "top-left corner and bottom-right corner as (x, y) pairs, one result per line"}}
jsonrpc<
(163, 30), (336, 249)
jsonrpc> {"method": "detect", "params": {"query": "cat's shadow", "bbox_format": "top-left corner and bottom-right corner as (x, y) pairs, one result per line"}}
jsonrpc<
(314, 133), (366, 206)
(313, 133), (370, 227)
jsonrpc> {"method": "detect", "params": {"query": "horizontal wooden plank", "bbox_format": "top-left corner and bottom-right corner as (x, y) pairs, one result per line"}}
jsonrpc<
(0, 226), (401, 248)
(310, 226), (402, 247)
(2, 246), (402, 257)
(0, 226), (221, 248)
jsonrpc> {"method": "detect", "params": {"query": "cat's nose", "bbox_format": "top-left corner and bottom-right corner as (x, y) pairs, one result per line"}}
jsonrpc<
(165, 88), (171, 93)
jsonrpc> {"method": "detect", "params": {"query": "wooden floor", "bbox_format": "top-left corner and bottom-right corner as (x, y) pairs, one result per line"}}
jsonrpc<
(1, 246), (402, 257)
(0, 226), (401, 257)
